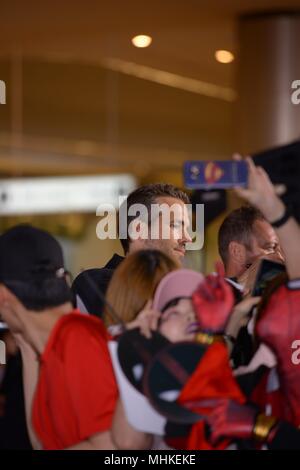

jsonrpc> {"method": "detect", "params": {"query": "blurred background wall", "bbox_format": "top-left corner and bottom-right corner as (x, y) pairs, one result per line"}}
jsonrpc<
(0, 0), (299, 275)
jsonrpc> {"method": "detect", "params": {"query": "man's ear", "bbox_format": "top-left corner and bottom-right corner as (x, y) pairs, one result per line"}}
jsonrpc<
(228, 241), (246, 264)
(128, 219), (149, 242)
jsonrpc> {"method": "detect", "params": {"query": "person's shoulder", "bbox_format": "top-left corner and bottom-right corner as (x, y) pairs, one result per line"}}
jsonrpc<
(60, 310), (106, 329)
(56, 311), (108, 344)
(72, 268), (113, 288)
(71, 254), (124, 287)
(71, 268), (115, 315)
(104, 254), (124, 269)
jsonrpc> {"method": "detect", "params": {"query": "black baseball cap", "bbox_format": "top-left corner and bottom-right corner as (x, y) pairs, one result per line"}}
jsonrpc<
(0, 224), (65, 284)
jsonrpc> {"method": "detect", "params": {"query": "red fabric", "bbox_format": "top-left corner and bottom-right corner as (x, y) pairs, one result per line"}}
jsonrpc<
(177, 342), (246, 449)
(250, 370), (284, 421)
(32, 311), (118, 450)
(165, 436), (190, 450)
(256, 285), (300, 426)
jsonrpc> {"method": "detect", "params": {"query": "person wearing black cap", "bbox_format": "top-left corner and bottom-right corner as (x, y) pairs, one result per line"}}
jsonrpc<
(72, 183), (191, 316)
(0, 224), (118, 450)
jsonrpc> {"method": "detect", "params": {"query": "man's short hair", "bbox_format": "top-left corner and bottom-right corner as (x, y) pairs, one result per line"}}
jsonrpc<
(218, 206), (265, 267)
(119, 183), (190, 254)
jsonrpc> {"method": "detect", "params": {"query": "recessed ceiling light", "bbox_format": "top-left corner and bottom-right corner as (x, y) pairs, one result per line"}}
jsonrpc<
(215, 50), (234, 64)
(131, 35), (152, 48)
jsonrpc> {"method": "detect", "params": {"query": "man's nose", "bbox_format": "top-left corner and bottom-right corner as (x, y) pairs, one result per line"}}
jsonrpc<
(181, 227), (192, 244)
(186, 310), (196, 322)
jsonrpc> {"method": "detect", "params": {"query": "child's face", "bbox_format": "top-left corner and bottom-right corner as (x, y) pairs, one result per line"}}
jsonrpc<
(158, 298), (198, 342)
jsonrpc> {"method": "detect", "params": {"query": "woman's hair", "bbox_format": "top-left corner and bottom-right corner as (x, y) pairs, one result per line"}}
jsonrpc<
(103, 249), (179, 326)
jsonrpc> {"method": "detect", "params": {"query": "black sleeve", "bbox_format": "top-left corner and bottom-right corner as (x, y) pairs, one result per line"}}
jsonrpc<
(231, 325), (254, 368)
(71, 268), (113, 317)
(268, 421), (300, 449)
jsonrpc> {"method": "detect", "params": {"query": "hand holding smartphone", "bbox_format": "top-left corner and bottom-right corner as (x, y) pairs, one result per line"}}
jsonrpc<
(184, 160), (248, 190)
(252, 259), (286, 297)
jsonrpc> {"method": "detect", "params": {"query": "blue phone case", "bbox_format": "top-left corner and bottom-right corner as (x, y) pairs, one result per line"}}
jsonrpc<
(184, 160), (248, 189)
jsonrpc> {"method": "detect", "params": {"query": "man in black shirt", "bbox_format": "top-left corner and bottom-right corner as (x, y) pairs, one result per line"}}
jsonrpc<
(72, 183), (191, 316)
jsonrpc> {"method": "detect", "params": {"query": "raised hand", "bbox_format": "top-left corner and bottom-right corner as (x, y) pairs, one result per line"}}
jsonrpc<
(192, 273), (234, 333)
(126, 299), (160, 338)
(233, 155), (285, 222)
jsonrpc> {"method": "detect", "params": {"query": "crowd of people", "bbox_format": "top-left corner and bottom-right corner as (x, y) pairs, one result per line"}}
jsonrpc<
(0, 156), (299, 450)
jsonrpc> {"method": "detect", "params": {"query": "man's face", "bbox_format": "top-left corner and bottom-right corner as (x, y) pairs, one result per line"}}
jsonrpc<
(245, 219), (284, 268)
(158, 298), (198, 342)
(143, 196), (192, 263)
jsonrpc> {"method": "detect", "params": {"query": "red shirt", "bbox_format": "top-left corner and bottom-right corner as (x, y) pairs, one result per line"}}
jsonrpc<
(32, 311), (118, 449)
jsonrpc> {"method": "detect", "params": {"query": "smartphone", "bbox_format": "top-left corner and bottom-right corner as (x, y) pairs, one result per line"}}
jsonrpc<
(252, 259), (286, 297)
(184, 160), (248, 190)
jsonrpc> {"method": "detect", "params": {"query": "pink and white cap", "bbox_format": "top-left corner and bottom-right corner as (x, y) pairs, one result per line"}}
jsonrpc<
(153, 269), (205, 313)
